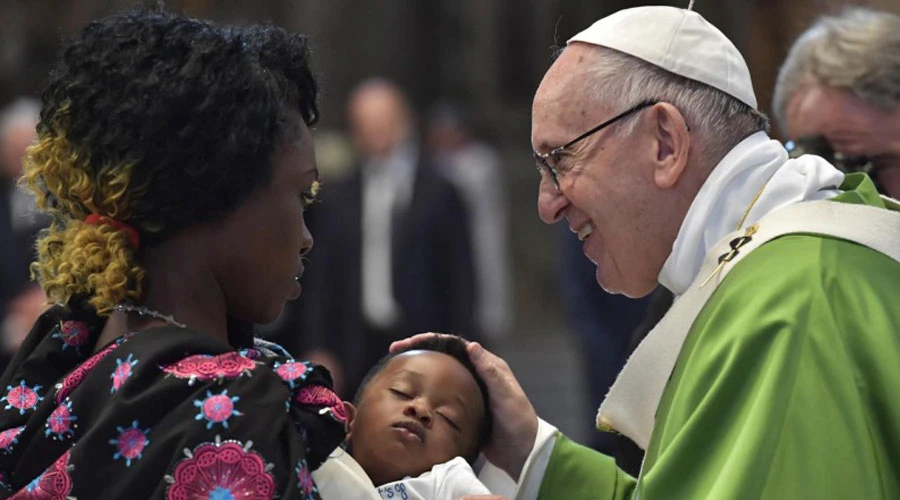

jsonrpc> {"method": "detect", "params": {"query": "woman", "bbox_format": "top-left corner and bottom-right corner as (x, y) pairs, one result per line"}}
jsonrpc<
(0, 10), (345, 499)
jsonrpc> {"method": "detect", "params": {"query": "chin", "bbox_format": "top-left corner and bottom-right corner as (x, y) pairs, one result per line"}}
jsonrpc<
(260, 303), (288, 326)
(595, 269), (656, 298)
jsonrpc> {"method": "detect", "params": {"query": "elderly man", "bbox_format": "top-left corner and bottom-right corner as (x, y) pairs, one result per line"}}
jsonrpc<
(774, 7), (900, 199)
(396, 5), (900, 500)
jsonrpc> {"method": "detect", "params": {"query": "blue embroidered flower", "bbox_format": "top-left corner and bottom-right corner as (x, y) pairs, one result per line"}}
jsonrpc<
(45, 400), (78, 440)
(110, 420), (150, 467)
(0, 426), (24, 454)
(111, 353), (139, 393)
(273, 360), (311, 389)
(51, 320), (90, 353)
(194, 390), (242, 430)
(2, 381), (43, 415)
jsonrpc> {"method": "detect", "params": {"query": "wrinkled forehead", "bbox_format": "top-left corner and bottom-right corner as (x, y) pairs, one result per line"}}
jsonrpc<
(531, 46), (605, 151)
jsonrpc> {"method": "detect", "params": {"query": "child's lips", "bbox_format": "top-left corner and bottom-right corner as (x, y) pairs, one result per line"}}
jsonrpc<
(391, 421), (425, 443)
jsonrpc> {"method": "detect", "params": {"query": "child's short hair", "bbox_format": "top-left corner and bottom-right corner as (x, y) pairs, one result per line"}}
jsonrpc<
(354, 336), (493, 461)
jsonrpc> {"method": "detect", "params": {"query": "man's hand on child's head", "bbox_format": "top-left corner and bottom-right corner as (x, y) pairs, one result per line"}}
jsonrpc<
(390, 334), (539, 480)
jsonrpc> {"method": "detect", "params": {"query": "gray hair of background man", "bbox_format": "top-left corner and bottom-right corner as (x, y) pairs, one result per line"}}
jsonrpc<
(773, 8), (900, 133)
(566, 45), (769, 168)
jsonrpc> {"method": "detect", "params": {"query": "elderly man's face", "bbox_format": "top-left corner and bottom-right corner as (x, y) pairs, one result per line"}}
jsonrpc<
(785, 85), (900, 198)
(532, 46), (670, 298)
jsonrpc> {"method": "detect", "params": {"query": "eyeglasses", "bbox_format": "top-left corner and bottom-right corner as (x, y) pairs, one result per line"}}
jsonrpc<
(534, 99), (659, 190)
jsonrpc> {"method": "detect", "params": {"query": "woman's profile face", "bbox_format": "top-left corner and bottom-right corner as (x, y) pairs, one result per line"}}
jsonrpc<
(208, 116), (319, 325)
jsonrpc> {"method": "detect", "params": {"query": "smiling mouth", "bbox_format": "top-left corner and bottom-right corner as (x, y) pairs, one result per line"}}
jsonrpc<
(392, 421), (425, 443)
(577, 223), (594, 241)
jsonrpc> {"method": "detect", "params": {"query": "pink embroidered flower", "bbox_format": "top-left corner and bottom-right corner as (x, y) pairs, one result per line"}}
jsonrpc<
(56, 341), (120, 404)
(110, 353), (138, 394)
(9, 450), (73, 499)
(294, 385), (347, 424)
(193, 390), (242, 429)
(162, 352), (257, 385)
(165, 438), (275, 500)
(0, 426), (24, 454)
(2, 381), (43, 415)
(274, 361), (310, 388)
(109, 420), (150, 467)
(51, 320), (90, 352)
(296, 459), (318, 499)
(44, 400), (77, 440)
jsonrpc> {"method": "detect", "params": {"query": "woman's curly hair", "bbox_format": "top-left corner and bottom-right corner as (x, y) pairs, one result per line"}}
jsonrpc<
(22, 10), (319, 314)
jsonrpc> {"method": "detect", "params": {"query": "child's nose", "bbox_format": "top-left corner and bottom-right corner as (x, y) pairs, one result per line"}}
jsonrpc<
(403, 400), (433, 426)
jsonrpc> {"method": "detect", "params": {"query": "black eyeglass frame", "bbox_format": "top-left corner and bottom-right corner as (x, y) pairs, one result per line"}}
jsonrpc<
(534, 99), (660, 189)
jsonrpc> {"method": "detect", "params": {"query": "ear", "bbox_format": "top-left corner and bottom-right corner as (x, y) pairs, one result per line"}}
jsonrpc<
(649, 103), (691, 190)
(343, 401), (357, 440)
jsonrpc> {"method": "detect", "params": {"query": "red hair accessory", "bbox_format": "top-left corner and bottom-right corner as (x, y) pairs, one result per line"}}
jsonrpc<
(84, 214), (140, 250)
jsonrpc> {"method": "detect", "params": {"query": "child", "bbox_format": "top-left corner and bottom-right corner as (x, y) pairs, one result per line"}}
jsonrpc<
(313, 336), (493, 499)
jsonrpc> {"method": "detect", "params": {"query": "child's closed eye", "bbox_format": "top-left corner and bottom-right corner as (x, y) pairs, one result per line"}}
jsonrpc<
(437, 412), (460, 432)
(389, 388), (412, 400)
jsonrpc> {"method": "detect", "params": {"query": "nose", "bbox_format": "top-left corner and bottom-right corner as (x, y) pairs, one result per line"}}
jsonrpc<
(403, 399), (432, 427)
(299, 223), (313, 256)
(537, 177), (569, 224)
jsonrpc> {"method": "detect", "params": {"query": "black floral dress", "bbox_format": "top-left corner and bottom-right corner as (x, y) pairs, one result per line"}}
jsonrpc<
(0, 302), (346, 499)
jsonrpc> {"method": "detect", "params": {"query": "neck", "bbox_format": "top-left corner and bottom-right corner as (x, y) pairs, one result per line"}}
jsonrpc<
(139, 233), (229, 342)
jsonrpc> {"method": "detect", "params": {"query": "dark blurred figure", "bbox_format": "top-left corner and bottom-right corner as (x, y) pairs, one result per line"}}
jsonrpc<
(0, 97), (48, 372)
(426, 101), (512, 342)
(774, 7), (900, 199)
(556, 225), (652, 455)
(286, 79), (477, 398)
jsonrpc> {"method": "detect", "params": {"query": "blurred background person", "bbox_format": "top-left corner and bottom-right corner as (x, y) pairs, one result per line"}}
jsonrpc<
(426, 100), (513, 342)
(282, 79), (477, 398)
(0, 97), (48, 372)
(774, 7), (900, 199)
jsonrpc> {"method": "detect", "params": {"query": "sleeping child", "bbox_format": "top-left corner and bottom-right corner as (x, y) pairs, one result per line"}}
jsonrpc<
(313, 336), (494, 499)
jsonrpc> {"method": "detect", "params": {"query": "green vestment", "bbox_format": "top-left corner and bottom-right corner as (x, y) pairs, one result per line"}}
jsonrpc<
(538, 175), (900, 499)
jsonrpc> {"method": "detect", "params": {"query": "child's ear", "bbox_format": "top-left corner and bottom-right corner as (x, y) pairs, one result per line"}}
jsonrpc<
(343, 401), (357, 439)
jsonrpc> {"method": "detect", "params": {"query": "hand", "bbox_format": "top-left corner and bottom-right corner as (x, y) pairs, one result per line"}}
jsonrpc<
(391, 334), (539, 479)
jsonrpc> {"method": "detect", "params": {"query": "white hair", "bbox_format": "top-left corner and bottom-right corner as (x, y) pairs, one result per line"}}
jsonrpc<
(773, 8), (900, 133)
(575, 46), (769, 167)
(0, 97), (40, 140)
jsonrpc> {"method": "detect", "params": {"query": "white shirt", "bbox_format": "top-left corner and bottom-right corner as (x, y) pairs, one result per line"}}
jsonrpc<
(377, 456), (490, 500)
(313, 449), (490, 500)
(361, 142), (418, 329)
